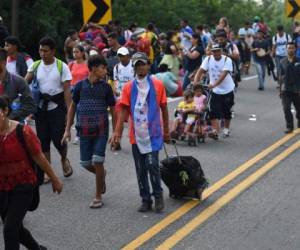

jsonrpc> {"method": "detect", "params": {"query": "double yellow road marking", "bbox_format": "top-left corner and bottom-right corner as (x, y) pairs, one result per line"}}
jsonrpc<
(122, 129), (300, 250)
(156, 139), (300, 249)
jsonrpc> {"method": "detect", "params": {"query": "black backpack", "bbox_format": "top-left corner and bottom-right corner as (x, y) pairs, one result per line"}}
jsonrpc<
(16, 124), (44, 211)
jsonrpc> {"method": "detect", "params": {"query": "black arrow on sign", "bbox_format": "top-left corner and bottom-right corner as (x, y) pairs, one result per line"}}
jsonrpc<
(88, 0), (109, 23)
(288, 0), (300, 17)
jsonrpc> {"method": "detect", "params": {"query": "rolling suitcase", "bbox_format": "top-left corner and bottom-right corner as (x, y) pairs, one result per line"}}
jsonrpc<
(160, 141), (208, 199)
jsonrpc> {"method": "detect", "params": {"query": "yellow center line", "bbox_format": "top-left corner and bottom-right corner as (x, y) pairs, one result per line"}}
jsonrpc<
(121, 129), (300, 250)
(155, 140), (300, 250)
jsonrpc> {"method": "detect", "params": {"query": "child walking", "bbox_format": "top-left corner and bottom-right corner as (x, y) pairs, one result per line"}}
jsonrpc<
(62, 55), (115, 208)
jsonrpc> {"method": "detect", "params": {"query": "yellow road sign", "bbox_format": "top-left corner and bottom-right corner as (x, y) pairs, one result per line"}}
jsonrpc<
(286, 0), (300, 19)
(82, 0), (112, 25)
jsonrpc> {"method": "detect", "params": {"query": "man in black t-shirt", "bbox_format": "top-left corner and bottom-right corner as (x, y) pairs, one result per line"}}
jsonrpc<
(251, 30), (271, 90)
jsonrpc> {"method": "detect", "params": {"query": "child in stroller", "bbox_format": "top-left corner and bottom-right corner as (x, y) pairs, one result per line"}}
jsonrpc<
(170, 87), (207, 146)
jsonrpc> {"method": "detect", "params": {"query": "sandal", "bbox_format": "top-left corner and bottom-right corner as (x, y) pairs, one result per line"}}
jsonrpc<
(89, 198), (103, 209)
(62, 158), (73, 178)
(102, 170), (106, 194)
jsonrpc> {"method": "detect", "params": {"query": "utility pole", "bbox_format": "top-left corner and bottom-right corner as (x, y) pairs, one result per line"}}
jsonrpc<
(11, 0), (19, 36)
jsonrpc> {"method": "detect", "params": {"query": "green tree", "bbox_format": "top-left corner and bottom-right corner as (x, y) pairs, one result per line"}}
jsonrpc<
(0, 0), (293, 59)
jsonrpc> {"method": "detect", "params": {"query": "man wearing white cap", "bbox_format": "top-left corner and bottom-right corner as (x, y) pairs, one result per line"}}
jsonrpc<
(111, 47), (135, 150)
(114, 47), (134, 98)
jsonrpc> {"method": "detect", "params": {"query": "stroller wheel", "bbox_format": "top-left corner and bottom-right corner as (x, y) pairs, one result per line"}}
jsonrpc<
(188, 135), (197, 146)
(170, 131), (179, 140)
(198, 134), (205, 143)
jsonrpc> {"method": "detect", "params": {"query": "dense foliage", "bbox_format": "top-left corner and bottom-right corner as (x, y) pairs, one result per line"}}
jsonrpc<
(0, 0), (291, 58)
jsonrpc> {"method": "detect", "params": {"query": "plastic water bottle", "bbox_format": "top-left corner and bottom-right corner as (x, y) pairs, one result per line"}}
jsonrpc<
(11, 94), (22, 112)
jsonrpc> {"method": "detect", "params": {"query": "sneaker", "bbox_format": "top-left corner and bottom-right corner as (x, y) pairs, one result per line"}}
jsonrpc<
(154, 196), (164, 213)
(138, 202), (152, 212)
(258, 87), (264, 91)
(223, 128), (230, 137)
(40, 246), (47, 250)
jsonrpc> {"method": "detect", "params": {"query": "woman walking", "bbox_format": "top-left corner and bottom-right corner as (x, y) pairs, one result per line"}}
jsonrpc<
(0, 95), (63, 250)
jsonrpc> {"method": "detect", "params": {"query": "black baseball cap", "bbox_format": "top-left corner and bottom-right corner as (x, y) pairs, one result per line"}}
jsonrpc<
(132, 52), (148, 66)
(211, 43), (222, 51)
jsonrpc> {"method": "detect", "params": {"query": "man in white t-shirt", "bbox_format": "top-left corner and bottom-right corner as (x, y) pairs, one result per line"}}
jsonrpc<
(272, 25), (292, 81)
(25, 36), (73, 182)
(113, 47), (134, 98)
(4, 36), (33, 77)
(111, 47), (135, 151)
(194, 43), (235, 138)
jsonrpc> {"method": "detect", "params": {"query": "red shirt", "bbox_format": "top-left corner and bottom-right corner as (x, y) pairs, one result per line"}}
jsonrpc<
(0, 125), (41, 191)
(136, 37), (151, 57)
(120, 77), (167, 144)
(0, 83), (4, 95)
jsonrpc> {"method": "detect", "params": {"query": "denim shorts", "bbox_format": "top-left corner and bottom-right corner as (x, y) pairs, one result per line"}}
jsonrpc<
(79, 136), (108, 168)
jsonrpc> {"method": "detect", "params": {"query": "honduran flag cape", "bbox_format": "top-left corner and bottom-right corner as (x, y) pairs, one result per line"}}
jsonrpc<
(130, 75), (163, 153)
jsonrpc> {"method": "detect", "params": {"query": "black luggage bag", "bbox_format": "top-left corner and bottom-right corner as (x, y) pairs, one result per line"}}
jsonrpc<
(160, 141), (208, 199)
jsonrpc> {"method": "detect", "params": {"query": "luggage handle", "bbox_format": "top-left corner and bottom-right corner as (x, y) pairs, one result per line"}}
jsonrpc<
(163, 139), (182, 164)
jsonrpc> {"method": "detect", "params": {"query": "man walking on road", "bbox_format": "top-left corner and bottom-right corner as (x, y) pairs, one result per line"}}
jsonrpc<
(62, 55), (115, 208)
(4, 36), (34, 77)
(194, 44), (235, 138)
(272, 25), (292, 82)
(251, 30), (271, 90)
(0, 48), (35, 122)
(111, 52), (170, 213)
(279, 42), (300, 134)
(25, 37), (73, 182)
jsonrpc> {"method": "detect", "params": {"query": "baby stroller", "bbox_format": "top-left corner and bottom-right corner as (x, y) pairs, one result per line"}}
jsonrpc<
(171, 84), (213, 146)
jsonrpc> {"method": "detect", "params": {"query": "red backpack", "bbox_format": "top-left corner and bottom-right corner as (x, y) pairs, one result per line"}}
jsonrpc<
(258, 22), (268, 34)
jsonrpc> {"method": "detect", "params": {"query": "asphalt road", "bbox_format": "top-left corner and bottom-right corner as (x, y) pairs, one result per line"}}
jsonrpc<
(1, 71), (300, 250)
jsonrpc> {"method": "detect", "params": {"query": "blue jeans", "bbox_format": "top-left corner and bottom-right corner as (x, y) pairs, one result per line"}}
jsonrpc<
(80, 135), (108, 168)
(275, 55), (285, 79)
(132, 144), (163, 203)
(254, 61), (266, 89)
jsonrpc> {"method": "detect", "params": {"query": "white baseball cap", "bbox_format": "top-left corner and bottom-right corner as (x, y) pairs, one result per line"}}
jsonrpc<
(117, 47), (129, 56)
(89, 49), (99, 56)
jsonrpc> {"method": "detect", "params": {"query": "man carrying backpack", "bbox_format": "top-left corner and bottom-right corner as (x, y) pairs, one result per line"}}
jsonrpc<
(0, 48), (35, 122)
(251, 29), (271, 90)
(25, 37), (73, 183)
(106, 32), (121, 81)
(4, 36), (33, 77)
(111, 47), (134, 151)
(62, 55), (116, 208)
(194, 43), (235, 138)
(272, 25), (292, 83)
(213, 29), (240, 86)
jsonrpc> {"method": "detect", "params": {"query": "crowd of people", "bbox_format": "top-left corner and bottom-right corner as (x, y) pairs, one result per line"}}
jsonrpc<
(0, 13), (300, 249)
